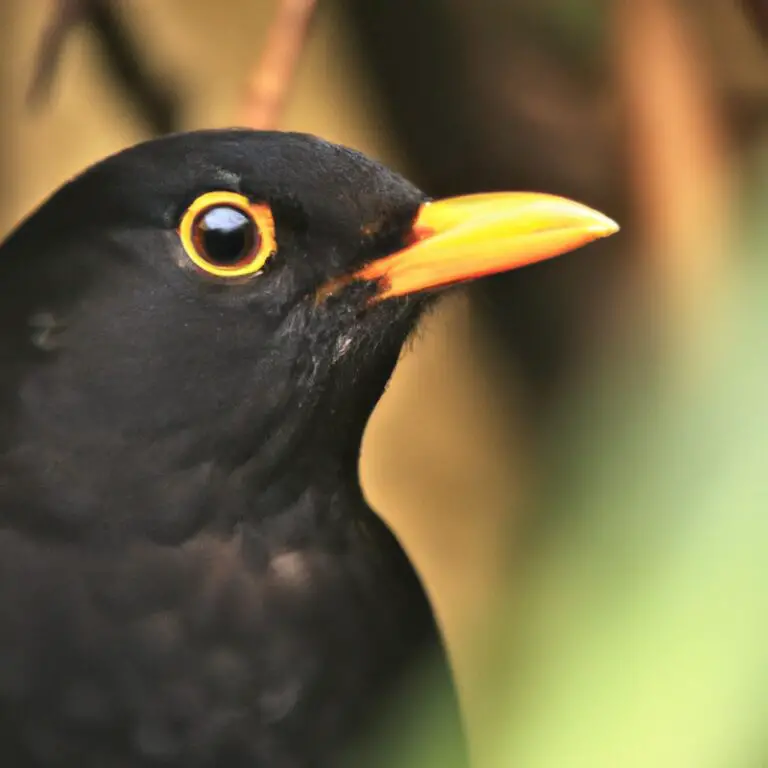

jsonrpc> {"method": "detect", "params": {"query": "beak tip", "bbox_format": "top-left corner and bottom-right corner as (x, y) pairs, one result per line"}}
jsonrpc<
(594, 216), (620, 238)
(574, 210), (619, 244)
(570, 202), (619, 239)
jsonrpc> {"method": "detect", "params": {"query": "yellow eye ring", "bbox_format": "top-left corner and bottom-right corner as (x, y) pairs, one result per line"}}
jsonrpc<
(178, 191), (277, 278)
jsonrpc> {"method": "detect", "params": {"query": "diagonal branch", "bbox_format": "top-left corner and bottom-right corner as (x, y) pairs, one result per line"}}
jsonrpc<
(27, 0), (92, 106)
(240, 0), (318, 130)
(28, 0), (178, 135)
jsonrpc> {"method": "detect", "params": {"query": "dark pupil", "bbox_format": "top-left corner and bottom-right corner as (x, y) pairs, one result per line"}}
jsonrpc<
(195, 205), (259, 266)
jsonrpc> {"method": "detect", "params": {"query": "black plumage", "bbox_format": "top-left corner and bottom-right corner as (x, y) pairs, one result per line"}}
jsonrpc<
(0, 129), (616, 766)
(0, 130), (458, 767)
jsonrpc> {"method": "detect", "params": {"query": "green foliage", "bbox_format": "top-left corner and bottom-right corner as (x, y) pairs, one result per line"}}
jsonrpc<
(494, 246), (768, 767)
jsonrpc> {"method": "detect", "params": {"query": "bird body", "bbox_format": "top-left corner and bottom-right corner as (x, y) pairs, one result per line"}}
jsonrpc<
(0, 476), (437, 766)
(0, 130), (616, 766)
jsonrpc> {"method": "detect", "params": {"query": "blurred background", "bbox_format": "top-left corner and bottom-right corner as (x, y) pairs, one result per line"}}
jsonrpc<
(3, 1), (768, 766)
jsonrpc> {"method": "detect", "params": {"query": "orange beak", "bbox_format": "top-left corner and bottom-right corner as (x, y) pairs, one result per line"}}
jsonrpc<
(349, 192), (619, 301)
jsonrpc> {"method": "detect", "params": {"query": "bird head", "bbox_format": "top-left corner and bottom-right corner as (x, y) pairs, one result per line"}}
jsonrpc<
(0, 130), (617, 539)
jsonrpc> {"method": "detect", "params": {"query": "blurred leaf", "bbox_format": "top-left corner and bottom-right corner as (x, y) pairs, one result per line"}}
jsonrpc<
(556, 0), (608, 54)
(487, 218), (768, 766)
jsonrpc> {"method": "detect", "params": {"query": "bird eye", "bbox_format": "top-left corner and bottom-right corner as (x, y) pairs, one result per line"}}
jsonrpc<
(178, 191), (277, 278)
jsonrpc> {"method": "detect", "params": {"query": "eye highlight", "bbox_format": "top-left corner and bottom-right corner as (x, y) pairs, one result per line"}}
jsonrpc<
(178, 191), (276, 278)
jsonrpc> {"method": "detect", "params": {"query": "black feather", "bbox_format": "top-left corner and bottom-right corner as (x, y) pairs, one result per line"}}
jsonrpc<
(0, 130), (465, 767)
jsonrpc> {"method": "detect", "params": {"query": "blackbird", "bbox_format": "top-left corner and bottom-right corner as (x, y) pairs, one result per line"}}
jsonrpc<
(0, 129), (617, 767)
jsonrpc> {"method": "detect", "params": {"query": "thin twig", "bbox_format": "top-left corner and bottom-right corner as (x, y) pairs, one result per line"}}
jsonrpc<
(240, 0), (318, 130)
(27, 0), (91, 106)
(28, 0), (178, 135)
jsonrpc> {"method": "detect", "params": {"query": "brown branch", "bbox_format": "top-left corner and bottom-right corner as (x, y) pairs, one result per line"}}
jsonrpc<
(612, 0), (733, 317)
(27, 0), (92, 106)
(240, 0), (318, 130)
(27, 0), (178, 135)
